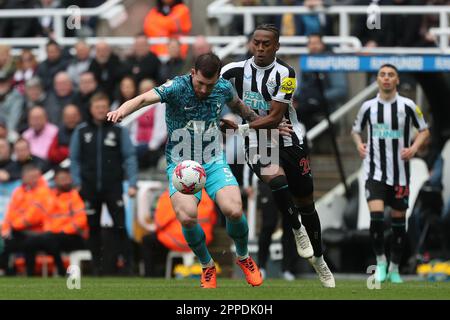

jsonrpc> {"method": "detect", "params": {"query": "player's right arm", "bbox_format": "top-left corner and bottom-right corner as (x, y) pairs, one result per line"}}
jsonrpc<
(351, 102), (371, 159)
(107, 89), (162, 123)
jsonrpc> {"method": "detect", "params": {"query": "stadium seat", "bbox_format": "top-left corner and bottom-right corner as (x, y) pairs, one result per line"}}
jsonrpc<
(165, 251), (195, 279)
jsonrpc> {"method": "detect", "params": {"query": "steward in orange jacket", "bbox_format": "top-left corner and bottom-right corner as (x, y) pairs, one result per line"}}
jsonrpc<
(25, 167), (88, 276)
(1, 168), (50, 237)
(44, 188), (88, 239)
(0, 164), (51, 275)
(143, 0), (192, 58)
(154, 189), (217, 252)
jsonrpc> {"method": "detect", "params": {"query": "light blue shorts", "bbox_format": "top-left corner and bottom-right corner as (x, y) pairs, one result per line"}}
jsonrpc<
(166, 155), (238, 201)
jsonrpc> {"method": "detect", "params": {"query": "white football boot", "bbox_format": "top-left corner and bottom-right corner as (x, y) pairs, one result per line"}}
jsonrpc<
(292, 225), (314, 258)
(308, 255), (336, 288)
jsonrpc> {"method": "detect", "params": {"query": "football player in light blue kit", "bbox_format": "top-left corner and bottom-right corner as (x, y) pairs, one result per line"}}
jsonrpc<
(107, 53), (264, 288)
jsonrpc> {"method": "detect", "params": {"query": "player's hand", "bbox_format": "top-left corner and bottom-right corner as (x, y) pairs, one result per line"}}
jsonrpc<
(107, 109), (125, 123)
(401, 146), (417, 161)
(244, 187), (254, 199)
(357, 142), (367, 159)
(128, 186), (137, 198)
(277, 120), (293, 136)
(220, 118), (238, 133)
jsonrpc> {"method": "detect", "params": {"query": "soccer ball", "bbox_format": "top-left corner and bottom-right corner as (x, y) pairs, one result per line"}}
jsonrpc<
(172, 160), (207, 194)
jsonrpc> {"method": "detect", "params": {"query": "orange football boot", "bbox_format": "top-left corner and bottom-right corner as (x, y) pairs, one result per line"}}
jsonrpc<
(236, 256), (263, 287)
(200, 266), (217, 289)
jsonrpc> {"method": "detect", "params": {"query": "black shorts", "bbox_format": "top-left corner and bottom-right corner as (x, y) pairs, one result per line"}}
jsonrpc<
(245, 144), (314, 198)
(365, 179), (409, 211)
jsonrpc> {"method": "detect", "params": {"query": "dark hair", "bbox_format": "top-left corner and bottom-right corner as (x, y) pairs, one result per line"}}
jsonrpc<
(21, 163), (41, 175)
(253, 24), (280, 42)
(378, 63), (399, 74)
(308, 33), (324, 40)
(54, 165), (70, 176)
(46, 39), (60, 48)
(15, 137), (30, 147)
(194, 52), (222, 78)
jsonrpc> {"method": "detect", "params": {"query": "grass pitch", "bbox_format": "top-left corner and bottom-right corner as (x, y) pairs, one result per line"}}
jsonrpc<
(0, 277), (449, 300)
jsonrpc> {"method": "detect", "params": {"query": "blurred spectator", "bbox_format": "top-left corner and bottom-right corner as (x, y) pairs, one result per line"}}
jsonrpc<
(70, 92), (137, 275)
(45, 71), (77, 125)
(294, 34), (348, 130)
(130, 79), (167, 169)
(159, 38), (186, 82)
(191, 36), (213, 61)
(0, 71), (24, 136)
(48, 104), (82, 165)
(0, 45), (15, 79)
(66, 40), (93, 87)
(8, 138), (50, 181)
(22, 106), (58, 160)
(418, 0), (449, 47)
(228, 0), (271, 36)
(0, 118), (8, 140)
(380, 0), (424, 47)
(352, 0), (423, 48)
(0, 0), (40, 38)
(23, 77), (48, 110)
(61, 0), (106, 37)
(18, 77), (49, 134)
(12, 50), (38, 95)
(274, 0), (323, 36)
(125, 34), (161, 86)
(89, 41), (124, 100)
(0, 164), (50, 276)
(143, 0), (192, 59)
(36, 40), (69, 91)
(0, 137), (14, 183)
(112, 76), (137, 110)
(73, 71), (99, 121)
(26, 166), (88, 276)
(37, 0), (62, 38)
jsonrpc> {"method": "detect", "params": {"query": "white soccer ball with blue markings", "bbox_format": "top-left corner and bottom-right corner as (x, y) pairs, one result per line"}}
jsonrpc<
(172, 160), (207, 194)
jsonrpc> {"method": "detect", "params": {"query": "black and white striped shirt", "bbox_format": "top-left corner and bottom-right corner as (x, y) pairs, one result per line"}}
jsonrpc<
(221, 57), (303, 148)
(352, 93), (428, 186)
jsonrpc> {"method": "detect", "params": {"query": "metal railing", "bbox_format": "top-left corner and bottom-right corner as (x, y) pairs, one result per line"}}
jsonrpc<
(0, 0), (123, 40)
(207, 1), (450, 54)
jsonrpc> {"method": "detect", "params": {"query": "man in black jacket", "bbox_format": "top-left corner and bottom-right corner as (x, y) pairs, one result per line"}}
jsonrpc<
(88, 42), (124, 101)
(70, 92), (137, 275)
(125, 34), (161, 85)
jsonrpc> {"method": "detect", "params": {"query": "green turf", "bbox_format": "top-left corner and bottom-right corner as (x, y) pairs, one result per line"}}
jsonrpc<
(0, 277), (449, 300)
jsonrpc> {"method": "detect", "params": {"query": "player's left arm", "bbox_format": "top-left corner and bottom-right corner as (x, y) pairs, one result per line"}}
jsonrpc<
(247, 100), (288, 130)
(401, 128), (430, 160)
(401, 104), (430, 160)
(226, 96), (259, 123)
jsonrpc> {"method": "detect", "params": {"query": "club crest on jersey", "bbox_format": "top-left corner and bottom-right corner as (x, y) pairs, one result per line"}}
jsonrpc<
(159, 80), (173, 92)
(280, 77), (296, 94)
(267, 79), (277, 89)
(104, 131), (117, 147)
(83, 132), (93, 143)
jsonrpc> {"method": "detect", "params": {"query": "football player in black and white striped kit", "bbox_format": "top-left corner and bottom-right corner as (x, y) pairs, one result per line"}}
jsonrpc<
(352, 64), (429, 283)
(221, 24), (335, 287)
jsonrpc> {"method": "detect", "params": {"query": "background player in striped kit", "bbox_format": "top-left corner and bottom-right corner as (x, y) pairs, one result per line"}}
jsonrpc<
(221, 24), (335, 288)
(352, 64), (430, 283)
